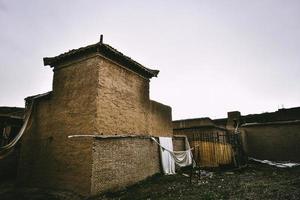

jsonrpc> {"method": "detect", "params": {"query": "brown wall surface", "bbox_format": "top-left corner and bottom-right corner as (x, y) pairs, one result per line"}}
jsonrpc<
(94, 57), (172, 137)
(149, 100), (172, 137)
(242, 122), (300, 162)
(18, 54), (172, 196)
(95, 57), (150, 135)
(91, 137), (160, 194)
(18, 57), (99, 195)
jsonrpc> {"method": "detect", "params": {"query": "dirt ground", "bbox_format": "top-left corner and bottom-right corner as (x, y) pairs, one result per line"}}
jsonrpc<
(1, 162), (300, 200)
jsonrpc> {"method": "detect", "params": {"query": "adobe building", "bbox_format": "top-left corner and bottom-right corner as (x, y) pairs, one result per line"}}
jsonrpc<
(173, 107), (300, 165)
(240, 107), (300, 162)
(18, 36), (172, 196)
(173, 118), (234, 167)
(173, 117), (227, 137)
(212, 107), (300, 162)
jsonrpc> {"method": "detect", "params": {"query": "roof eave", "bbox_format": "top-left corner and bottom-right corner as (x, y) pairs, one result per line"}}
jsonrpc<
(43, 43), (159, 79)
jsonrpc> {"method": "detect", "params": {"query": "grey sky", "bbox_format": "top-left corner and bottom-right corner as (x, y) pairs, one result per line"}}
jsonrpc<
(0, 0), (299, 120)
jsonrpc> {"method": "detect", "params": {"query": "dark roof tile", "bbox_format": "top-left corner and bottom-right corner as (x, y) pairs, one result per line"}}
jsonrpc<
(43, 42), (159, 79)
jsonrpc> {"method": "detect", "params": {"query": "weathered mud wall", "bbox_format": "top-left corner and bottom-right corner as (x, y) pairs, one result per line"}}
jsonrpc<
(241, 121), (300, 162)
(18, 57), (100, 195)
(91, 137), (160, 194)
(95, 57), (150, 135)
(18, 54), (173, 196)
(94, 58), (172, 137)
(149, 100), (172, 137)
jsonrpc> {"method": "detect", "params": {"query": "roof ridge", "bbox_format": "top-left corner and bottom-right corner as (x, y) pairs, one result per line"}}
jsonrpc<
(43, 41), (159, 79)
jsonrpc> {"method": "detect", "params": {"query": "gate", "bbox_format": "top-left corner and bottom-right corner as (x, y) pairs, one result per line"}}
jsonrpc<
(188, 131), (245, 168)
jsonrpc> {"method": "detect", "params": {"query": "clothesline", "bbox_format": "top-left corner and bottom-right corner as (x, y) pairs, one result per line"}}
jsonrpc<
(152, 137), (194, 174)
(150, 137), (193, 153)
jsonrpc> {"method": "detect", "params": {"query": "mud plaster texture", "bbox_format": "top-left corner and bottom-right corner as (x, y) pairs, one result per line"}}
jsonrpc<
(91, 138), (160, 195)
(241, 122), (300, 162)
(18, 54), (172, 196)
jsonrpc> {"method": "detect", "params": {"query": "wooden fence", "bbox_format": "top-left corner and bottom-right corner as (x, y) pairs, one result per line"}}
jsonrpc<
(188, 132), (245, 168)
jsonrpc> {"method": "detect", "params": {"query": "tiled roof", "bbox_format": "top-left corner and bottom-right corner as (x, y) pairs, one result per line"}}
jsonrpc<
(43, 41), (159, 79)
(241, 107), (300, 124)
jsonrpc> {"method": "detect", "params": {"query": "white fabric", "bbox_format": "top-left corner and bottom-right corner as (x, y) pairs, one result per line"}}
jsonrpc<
(176, 136), (193, 167)
(151, 137), (193, 175)
(158, 137), (175, 175)
(173, 150), (193, 167)
(249, 157), (300, 168)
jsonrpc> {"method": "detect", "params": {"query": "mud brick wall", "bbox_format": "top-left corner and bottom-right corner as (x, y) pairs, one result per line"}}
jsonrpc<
(95, 58), (172, 137)
(18, 53), (172, 196)
(241, 122), (300, 162)
(18, 57), (99, 195)
(91, 137), (160, 194)
(96, 57), (173, 136)
(95, 57), (150, 135)
(149, 101), (172, 137)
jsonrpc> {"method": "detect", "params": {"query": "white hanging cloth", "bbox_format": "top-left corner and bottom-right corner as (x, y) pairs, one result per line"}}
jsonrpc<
(174, 136), (193, 167)
(151, 137), (193, 175)
(158, 137), (175, 175)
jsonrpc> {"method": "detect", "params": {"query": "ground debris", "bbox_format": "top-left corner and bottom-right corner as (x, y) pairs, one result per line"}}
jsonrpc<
(1, 162), (300, 200)
(198, 170), (214, 178)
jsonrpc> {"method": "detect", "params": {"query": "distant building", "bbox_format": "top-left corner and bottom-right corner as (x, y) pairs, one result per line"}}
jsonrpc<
(173, 106), (300, 166)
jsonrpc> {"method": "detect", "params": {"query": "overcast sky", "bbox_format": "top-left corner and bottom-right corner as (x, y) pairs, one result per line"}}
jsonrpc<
(0, 0), (299, 120)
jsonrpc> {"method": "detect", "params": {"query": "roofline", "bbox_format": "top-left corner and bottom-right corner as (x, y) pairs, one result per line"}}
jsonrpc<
(172, 117), (212, 122)
(173, 125), (227, 131)
(25, 91), (52, 101)
(43, 42), (159, 79)
(241, 120), (300, 127)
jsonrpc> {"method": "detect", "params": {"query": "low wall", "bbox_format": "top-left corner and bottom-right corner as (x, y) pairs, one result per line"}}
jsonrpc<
(241, 121), (300, 162)
(91, 137), (161, 195)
